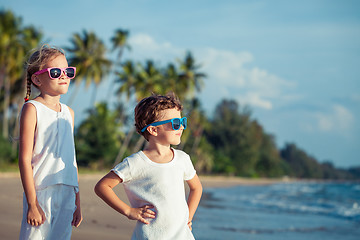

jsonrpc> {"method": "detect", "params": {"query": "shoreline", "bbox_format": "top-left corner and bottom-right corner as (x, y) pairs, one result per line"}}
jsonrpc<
(1, 171), (354, 187)
(0, 171), (354, 240)
(0, 171), (291, 187)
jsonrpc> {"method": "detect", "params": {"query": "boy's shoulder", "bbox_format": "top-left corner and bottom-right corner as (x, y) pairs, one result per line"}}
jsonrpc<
(173, 148), (190, 159)
(123, 151), (143, 163)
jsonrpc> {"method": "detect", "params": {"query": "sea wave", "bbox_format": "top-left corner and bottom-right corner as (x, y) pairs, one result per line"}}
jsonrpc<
(206, 182), (360, 221)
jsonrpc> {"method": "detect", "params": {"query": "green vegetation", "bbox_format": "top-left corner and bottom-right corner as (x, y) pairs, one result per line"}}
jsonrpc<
(1, 9), (359, 179)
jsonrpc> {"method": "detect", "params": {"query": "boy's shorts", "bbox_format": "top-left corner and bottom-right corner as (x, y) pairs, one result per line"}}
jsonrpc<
(19, 184), (76, 240)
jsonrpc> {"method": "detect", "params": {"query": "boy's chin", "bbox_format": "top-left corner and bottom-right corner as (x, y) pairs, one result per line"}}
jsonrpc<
(172, 140), (181, 146)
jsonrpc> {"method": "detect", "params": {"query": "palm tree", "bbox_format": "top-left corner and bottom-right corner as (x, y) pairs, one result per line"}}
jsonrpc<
(115, 60), (138, 100)
(75, 102), (122, 168)
(178, 51), (206, 100)
(65, 30), (111, 106)
(135, 60), (164, 99)
(163, 63), (181, 96)
(0, 10), (21, 139)
(111, 29), (130, 63)
(113, 60), (164, 165)
(107, 29), (131, 101)
(113, 60), (138, 165)
(0, 10), (42, 139)
(113, 53), (207, 164)
(10, 25), (42, 151)
(130, 60), (170, 153)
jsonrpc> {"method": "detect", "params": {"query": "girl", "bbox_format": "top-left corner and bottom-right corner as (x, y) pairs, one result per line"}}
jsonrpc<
(18, 45), (82, 239)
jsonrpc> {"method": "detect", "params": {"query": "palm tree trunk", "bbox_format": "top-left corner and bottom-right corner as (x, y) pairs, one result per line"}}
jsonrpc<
(132, 135), (146, 153)
(66, 83), (81, 107)
(2, 76), (10, 138)
(113, 126), (136, 166)
(0, 67), (5, 92)
(11, 97), (23, 153)
(91, 83), (97, 107)
(191, 127), (203, 156)
(178, 134), (187, 150)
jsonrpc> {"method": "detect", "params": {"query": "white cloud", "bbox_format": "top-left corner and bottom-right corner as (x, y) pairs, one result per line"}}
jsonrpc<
(236, 92), (273, 110)
(196, 48), (296, 110)
(315, 104), (354, 133)
(130, 33), (163, 51)
(127, 33), (182, 62)
(127, 33), (297, 110)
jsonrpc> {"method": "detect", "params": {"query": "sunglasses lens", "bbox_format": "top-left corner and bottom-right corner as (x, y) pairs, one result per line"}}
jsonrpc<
(172, 119), (181, 130)
(49, 68), (62, 79)
(66, 68), (75, 78)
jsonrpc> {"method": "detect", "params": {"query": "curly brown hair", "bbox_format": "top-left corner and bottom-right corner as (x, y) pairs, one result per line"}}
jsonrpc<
(24, 44), (65, 101)
(135, 92), (183, 141)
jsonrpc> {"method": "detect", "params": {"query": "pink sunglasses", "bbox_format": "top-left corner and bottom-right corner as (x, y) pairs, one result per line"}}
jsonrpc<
(34, 67), (76, 80)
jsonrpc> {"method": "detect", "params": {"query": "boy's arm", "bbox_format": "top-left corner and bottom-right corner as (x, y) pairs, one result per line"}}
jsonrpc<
(186, 174), (203, 229)
(94, 171), (155, 224)
(18, 103), (46, 226)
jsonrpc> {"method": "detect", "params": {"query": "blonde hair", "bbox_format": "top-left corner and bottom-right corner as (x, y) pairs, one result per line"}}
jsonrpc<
(24, 44), (65, 101)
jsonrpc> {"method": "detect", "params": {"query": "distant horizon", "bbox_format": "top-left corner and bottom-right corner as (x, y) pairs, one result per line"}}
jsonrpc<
(1, 0), (359, 168)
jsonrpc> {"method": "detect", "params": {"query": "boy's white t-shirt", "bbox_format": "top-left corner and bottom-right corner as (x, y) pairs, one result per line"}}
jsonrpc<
(112, 148), (196, 240)
(25, 100), (79, 191)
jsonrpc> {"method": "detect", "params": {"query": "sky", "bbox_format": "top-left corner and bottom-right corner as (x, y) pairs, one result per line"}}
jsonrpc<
(1, 0), (359, 168)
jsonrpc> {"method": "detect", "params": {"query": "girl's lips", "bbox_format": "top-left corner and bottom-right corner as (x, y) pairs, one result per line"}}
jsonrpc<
(59, 82), (68, 85)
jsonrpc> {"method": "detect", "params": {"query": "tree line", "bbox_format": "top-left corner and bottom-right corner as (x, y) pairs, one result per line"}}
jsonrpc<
(1, 9), (359, 179)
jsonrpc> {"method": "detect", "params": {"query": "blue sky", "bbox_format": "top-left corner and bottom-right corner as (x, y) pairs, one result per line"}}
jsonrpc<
(2, 0), (359, 167)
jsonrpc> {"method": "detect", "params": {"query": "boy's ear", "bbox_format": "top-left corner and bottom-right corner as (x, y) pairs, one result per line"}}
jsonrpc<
(147, 126), (158, 136)
(31, 75), (41, 87)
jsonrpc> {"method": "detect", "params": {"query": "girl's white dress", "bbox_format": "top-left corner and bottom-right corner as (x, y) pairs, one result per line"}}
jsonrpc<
(19, 100), (78, 240)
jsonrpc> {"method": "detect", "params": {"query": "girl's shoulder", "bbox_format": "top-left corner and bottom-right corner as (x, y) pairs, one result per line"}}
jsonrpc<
(20, 101), (37, 117)
(19, 101), (37, 128)
(23, 99), (44, 111)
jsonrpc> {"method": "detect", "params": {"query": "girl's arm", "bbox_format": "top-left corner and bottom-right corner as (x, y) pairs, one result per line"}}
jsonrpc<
(72, 191), (82, 227)
(94, 171), (155, 224)
(186, 174), (203, 230)
(68, 106), (83, 227)
(18, 103), (46, 226)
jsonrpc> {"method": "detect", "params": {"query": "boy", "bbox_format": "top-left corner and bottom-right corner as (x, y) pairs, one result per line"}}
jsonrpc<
(95, 93), (203, 239)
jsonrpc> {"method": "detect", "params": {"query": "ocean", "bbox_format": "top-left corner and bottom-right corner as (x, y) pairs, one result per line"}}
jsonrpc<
(193, 182), (360, 240)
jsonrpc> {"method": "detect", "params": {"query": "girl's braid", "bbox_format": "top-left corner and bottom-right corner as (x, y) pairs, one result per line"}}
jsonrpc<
(24, 76), (31, 102)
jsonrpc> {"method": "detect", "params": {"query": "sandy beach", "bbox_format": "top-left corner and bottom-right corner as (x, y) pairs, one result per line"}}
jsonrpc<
(0, 172), (285, 239)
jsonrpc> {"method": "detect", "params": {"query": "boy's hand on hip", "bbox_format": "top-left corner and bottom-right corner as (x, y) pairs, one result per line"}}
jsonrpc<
(188, 221), (193, 231)
(127, 205), (156, 224)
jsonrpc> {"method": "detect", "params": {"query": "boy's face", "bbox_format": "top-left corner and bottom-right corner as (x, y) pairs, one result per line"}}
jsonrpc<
(152, 108), (184, 146)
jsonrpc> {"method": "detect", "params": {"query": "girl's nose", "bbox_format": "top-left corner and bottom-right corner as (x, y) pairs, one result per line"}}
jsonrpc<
(60, 69), (67, 79)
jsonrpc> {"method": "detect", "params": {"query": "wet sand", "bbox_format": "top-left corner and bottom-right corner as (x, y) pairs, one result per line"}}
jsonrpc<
(0, 172), (285, 239)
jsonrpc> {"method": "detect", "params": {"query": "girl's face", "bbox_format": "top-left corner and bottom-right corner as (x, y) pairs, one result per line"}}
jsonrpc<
(155, 108), (184, 146)
(32, 54), (72, 96)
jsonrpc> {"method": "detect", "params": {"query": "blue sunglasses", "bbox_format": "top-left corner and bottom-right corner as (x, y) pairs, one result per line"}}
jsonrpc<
(141, 117), (187, 132)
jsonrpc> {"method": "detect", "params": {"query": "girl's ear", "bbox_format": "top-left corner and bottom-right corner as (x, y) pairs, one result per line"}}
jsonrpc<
(147, 126), (158, 137)
(31, 75), (41, 87)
